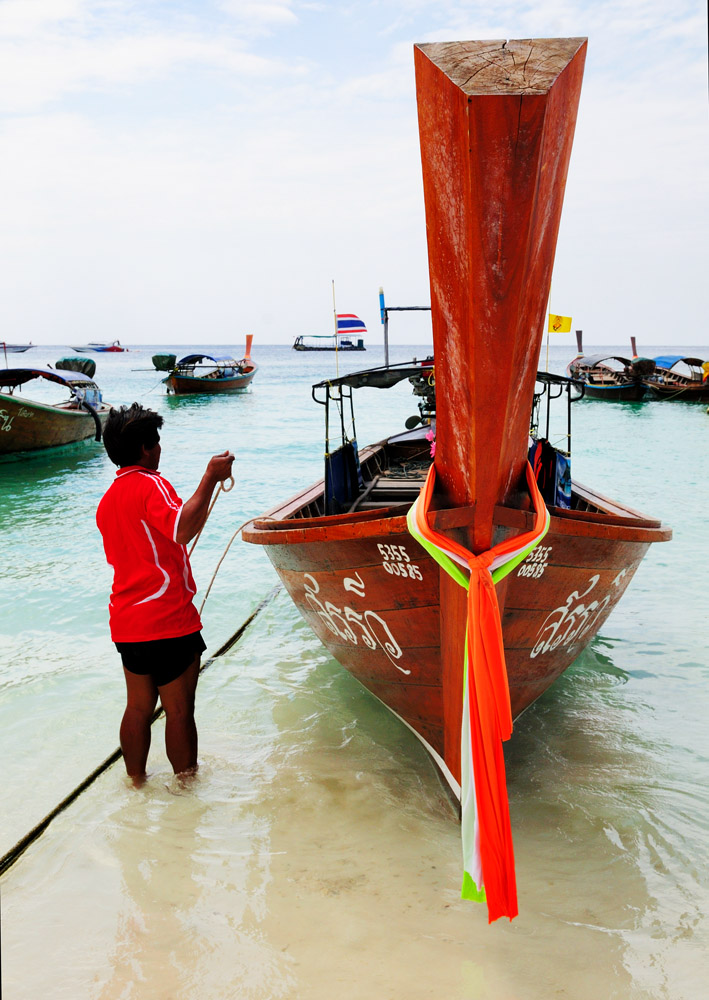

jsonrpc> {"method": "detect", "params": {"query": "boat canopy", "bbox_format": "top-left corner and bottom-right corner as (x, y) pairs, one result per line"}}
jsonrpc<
(313, 360), (433, 392)
(570, 354), (632, 369)
(535, 371), (580, 387)
(176, 354), (237, 366)
(0, 367), (100, 389)
(653, 355), (704, 370)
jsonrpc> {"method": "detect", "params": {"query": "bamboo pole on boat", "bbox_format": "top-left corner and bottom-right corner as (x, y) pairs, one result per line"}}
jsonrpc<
(332, 279), (340, 379)
(414, 38), (587, 781)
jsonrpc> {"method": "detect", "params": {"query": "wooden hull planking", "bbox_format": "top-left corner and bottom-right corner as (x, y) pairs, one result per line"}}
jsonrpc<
(243, 461), (670, 786)
(0, 393), (109, 453)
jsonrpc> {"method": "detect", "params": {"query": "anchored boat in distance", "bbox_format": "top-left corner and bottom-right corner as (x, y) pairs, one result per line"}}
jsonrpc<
(70, 341), (127, 353)
(293, 313), (367, 351)
(643, 355), (709, 401)
(567, 332), (656, 401)
(0, 367), (109, 455)
(163, 336), (258, 395)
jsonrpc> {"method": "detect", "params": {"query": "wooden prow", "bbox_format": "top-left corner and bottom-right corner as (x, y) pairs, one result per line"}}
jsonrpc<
(576, 329), (584, 355)
(244, 334), (253, 360)
(415, 39), (587, 783)
(415, 38), (587, 550)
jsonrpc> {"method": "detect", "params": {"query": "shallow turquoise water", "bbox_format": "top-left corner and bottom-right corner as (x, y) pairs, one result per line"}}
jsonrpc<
(1, 343), (707, 998)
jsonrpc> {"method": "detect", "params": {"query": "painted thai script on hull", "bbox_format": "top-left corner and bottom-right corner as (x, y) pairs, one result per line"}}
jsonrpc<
(303, 572), (409, 674)
(530, 571), (628, 658)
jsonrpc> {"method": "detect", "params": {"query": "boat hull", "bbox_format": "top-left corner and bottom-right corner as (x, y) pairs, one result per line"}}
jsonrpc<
(0, 393), (109, 453)
(244, 485), (670, 787)
(293, 345), (366, 352)
(580, 382), (646, 401)
(644, 381), (709, 402)
(71, 344), (125, 353)
(164, 371), (256, 394)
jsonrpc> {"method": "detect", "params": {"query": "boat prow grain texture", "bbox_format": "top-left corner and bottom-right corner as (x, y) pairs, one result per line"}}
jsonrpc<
(242, 39), (671, 919)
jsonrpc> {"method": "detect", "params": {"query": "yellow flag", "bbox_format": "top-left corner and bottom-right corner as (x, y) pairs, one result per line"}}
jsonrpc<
(548, 314), (572, 333)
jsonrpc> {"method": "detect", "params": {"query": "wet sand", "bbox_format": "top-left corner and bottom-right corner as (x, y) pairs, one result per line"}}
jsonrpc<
(4, 599), (707, 1000)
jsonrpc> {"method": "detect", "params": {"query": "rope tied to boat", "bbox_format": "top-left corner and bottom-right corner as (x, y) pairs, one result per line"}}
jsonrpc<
(188, 475), (235, 557)
(407, 460), (550, 923)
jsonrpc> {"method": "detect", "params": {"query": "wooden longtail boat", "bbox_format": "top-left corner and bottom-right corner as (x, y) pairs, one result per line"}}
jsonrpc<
(164, 336), (258, 395)
(243, 39), (672, 916)
(0, 367), (109, 455)
(643, 355), (709, 401)
(244, 36), (672, 781)
(567, 333), (655, 401)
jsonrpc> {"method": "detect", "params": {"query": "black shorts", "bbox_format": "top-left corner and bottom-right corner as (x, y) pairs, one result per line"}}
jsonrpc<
(116, 631), (207, 688)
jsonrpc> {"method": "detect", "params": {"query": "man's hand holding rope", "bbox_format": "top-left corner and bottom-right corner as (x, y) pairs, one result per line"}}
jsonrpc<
(178, 450), (235, 547)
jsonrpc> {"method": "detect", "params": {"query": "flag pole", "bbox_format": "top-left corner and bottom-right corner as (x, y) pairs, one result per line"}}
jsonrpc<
(332, 279), (339, 379)
(545, 282), (551, 372)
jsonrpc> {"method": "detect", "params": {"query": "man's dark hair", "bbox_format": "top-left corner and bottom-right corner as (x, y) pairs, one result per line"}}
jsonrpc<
(103, 403), (164, 467)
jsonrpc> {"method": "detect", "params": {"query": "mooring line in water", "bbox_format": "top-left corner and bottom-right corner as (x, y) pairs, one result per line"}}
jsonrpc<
(0, 584), (282, 880)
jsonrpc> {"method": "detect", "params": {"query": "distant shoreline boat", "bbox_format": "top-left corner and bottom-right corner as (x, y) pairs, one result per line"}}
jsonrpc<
(293, 313), (367, 351)
(293, 335), (366, 351)
(1, 342), (33, 354)
(70, 341), (126, 353)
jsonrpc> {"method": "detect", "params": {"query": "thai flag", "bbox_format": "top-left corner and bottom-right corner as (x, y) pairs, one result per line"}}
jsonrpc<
(336, 314), (367, 336)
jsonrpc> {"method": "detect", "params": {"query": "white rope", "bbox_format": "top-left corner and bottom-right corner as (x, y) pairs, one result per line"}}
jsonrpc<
(197, 517), (248, 615)
(186, 477), (279, 615)
(197, 515), (281, 615)
(187, 475), (235, 558)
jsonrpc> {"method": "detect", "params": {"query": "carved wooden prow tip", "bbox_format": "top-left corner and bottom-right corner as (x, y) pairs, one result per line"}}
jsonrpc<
(415, 37), (587, 551)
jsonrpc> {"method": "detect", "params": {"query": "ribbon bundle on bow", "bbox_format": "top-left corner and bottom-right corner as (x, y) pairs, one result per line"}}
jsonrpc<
(407, 460), (549, 921)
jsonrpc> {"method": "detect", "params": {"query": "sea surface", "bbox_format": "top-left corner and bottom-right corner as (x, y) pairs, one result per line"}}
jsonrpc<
(1, 342), (707, 999)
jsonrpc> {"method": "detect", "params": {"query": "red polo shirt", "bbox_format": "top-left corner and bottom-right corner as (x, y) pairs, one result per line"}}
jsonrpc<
(96, 466), (202, 642)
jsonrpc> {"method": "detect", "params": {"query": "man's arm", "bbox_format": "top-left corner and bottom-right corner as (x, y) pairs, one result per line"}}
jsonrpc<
(176, 451), (235, 544)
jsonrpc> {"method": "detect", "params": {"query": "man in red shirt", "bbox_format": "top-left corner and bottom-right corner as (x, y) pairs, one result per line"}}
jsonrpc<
(97, 403), (234, 785)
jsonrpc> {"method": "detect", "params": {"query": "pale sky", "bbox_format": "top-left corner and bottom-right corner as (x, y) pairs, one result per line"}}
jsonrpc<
(0, 0), (706, 347)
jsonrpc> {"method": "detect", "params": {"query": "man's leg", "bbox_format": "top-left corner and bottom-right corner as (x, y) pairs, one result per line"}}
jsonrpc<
(158, 655), (200, 775)
(121, 669), (159, 783)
